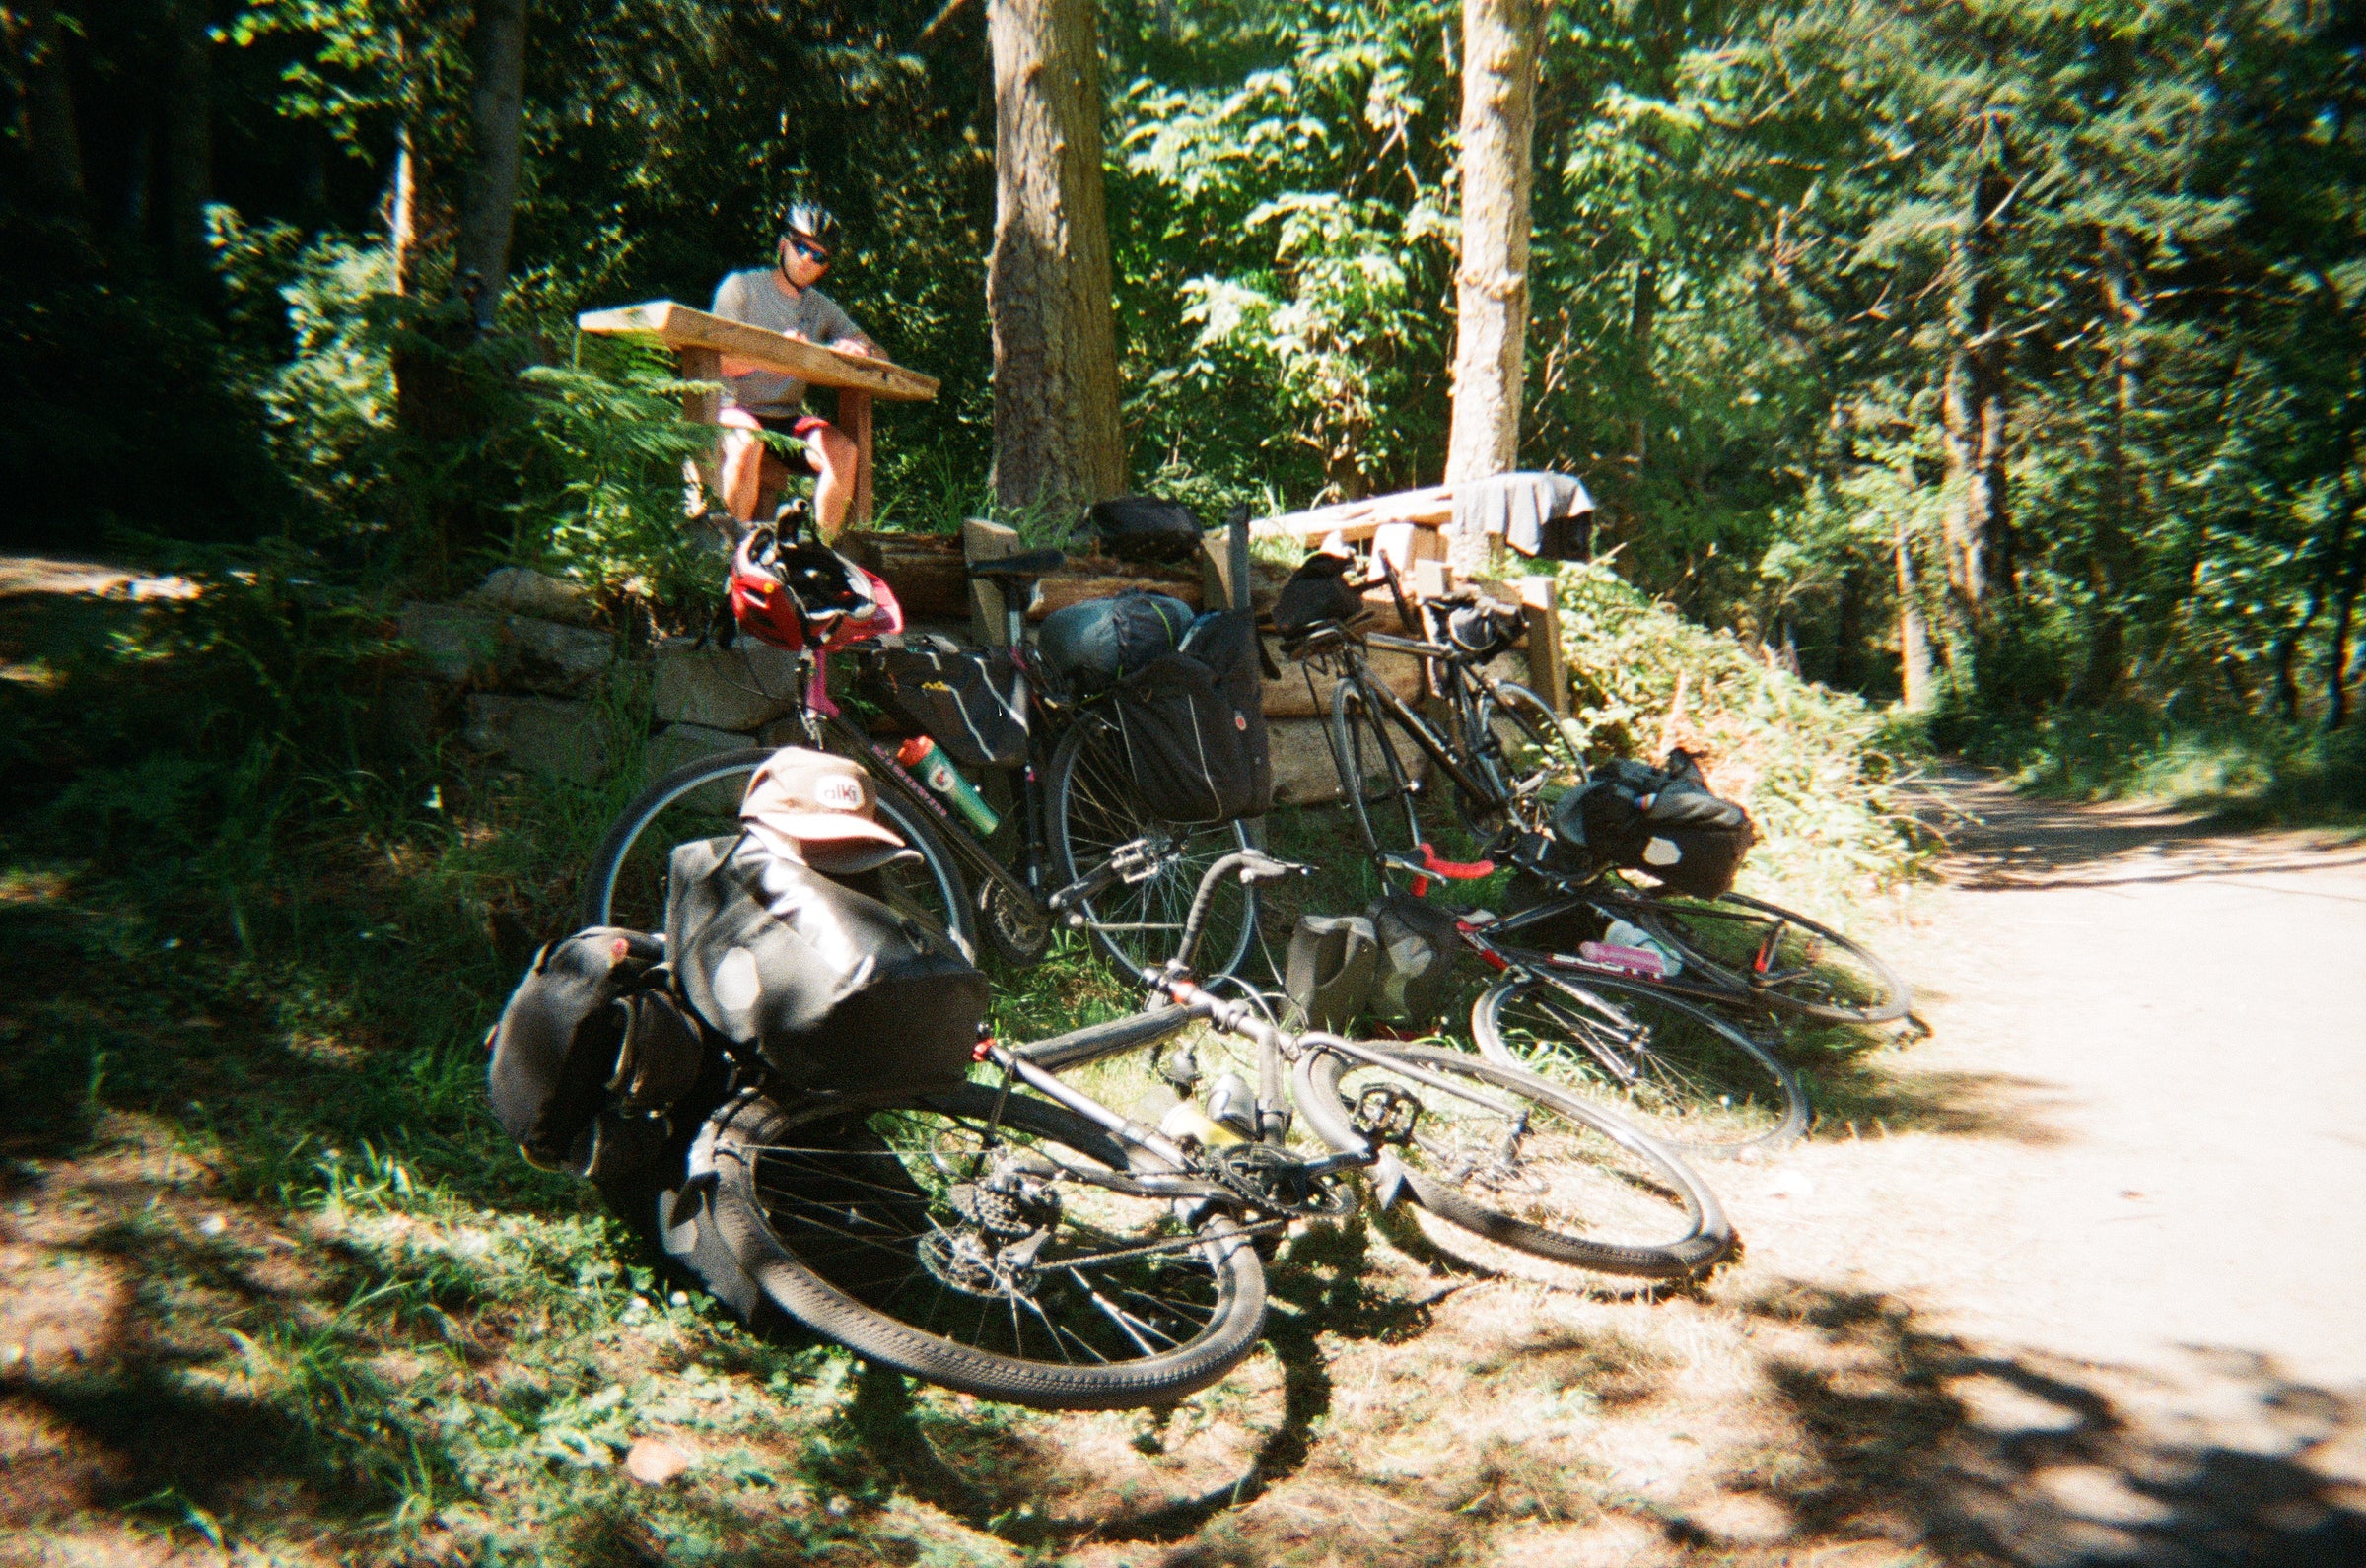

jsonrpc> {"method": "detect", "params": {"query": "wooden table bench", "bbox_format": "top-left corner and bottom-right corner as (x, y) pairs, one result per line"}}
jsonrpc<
(576, 300), (939, 527)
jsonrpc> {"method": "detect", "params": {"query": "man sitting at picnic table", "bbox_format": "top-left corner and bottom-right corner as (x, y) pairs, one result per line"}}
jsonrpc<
(712, 202), (878, 541)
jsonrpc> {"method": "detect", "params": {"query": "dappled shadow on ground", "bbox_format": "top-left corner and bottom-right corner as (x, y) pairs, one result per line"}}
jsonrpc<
(1730, 1283), (2366, 1567)
(1798, 1057), (2074, 1147)
(1924, 767), (2366, 894)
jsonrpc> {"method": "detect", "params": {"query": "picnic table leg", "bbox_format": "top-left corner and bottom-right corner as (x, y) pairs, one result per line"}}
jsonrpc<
(1519, 575), (1569, 715)
(840, 388), (873, 527)
(677, 346), (724, 509)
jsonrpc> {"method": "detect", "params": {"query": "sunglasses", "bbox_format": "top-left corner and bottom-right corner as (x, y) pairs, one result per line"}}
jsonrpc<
(786, 238), (833, 265)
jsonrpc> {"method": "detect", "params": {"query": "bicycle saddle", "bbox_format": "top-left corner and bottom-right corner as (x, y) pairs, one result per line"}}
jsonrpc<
(966, 549), (1067, 582)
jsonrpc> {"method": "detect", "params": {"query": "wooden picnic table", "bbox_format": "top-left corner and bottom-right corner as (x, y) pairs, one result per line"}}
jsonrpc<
(576, 300), (939, 527)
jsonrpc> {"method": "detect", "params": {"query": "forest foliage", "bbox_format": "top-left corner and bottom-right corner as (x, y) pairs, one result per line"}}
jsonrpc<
(5, 0), (2364, 765)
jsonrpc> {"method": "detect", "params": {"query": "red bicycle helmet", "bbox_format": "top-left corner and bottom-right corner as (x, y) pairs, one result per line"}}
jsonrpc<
(729, 524), (901, 652)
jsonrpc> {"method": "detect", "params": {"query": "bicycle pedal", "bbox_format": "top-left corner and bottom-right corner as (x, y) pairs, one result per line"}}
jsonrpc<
(1352, 1084), (1421, 1146)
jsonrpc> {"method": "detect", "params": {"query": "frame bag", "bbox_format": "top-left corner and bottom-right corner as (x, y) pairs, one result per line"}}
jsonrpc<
(1108, 610), (1273, 826)
(867, 647), (1028, 768)
(667, 837), (988, 1093)
(1550, 752), (1755, 897)
(1037, 589), (1194, 695)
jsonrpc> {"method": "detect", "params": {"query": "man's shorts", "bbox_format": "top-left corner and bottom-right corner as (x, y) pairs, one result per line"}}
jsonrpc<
(721, 408), (827, 475)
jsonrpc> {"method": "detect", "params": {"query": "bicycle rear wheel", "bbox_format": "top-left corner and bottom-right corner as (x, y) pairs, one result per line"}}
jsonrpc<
(580, 748), (976, 960)
(1472, 972), (1807, 1157)
(1464, 681), (1587, 840)
(1631, 891), (1910, 1024)
(709, 1085), (1267, 1410)
(1329, 677), (1423, 862)
(1048, 719), (1259, 979)
(1294, 1042), (1731, 1277)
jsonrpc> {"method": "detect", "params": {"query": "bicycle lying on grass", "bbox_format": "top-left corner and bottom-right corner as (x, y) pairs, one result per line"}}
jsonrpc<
(581, 519), (1260, 977)
(696, 850), (1733, 1409)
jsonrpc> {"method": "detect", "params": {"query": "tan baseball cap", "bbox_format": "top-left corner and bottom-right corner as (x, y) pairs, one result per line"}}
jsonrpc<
(739, 747), (914, 874)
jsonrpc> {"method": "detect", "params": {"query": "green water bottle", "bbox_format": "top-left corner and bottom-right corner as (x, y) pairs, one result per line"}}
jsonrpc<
(896, 736), (1000, 836)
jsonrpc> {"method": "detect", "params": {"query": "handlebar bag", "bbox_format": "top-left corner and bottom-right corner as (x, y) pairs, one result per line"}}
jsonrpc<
(1088, 495), (1204, 564)
(1273, 552), (1365, 643)
(1038, 589), (1193, 695)
(666, 836), (987, 1093)
(1550, 754), (1756, 897)
(866, 647), (1028, 768)
(487, 927), (697, 1173)
(1107, 613), (1272, 827)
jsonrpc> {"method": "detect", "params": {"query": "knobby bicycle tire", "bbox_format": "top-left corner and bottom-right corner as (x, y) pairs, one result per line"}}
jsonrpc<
(579, 748), (976, 959)
(708, 1085), (1268, 1410)
(1292, 1042), (1732, 1277)
(1472, 972), (1808, 1157)
(1046, 721), (1260, 979)
(1631, 890), (1910, 1025)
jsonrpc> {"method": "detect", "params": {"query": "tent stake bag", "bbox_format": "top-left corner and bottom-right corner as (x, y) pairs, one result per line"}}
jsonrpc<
(666, 836), (989, 1094)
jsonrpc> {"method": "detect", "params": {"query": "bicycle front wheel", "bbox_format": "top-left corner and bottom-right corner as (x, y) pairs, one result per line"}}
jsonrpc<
(709, 1085), (1268, 1410)
(1294, 1042), (1732, 1278)
(1632, 891), (1910, 1024)
(1472, 973), (1807, 1157)
(580, 747), (976, 960)
(1048, 720), (1259, 979)
(1329, 676), (1423, 862)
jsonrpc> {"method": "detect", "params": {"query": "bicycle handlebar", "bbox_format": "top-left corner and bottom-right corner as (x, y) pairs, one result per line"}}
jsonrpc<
(1169, 850), (1307, 980)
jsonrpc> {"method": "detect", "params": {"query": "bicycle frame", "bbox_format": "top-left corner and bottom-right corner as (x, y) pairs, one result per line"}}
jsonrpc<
(1455, 894), (1770, 1036)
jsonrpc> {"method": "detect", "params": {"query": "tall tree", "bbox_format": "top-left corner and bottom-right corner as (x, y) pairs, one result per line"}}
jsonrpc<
(13, 0), (87, 208)
(988, 0), (1124, 516)
(162, 0), (216, 280)
(455, 0), (529, 328)
(1444, 0), (1540, 574)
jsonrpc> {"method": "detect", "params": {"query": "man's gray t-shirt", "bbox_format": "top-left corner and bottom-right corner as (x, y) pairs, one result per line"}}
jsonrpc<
(709, 268), (866, 418)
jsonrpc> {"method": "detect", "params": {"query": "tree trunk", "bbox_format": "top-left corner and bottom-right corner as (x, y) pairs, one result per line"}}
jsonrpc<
(15, 0), (87, 207)
(2075, 227), (2144, 705)
(1939, 124), (2013, 633)
(1443, 0), (1541, 577)
(987, 0), (1125, 517)
(161, 0), (214, 281)
(1896, 512), (1935, 711)
(388, 122), (420, 294)
(455, 0), (529, 330)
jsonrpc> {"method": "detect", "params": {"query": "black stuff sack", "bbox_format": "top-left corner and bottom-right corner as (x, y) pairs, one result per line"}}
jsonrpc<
(667, 836), (989, 1093)
(1037, 589), (1194, 695)
(1109, 611), (1272, 826)
(1272, 553), (1366, 644)
(1550, 751), (1755, 897)
(488, 928), (701, 1173)
(867, 647), (1028, 768)
(1089, 496), (1204, 564)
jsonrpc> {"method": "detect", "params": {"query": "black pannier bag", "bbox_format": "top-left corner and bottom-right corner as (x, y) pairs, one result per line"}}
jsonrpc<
(487, 928), (705, 1174)
(866, 647), (1028, 768)
(667, 836), (989, 1093)
(1089, 495), (1203, 564)
(1037, 589), (1194, 695)
(1108, 610), (1273, 826)
(1272, 552), (1366, 643)
(1550, 751), (1755, 897)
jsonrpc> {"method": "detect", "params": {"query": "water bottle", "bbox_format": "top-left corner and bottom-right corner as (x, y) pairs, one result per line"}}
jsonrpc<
(1204, 1072), (1259, 1140)
(1585, 917), (1682, 978)
(895, 736), (999, 836)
